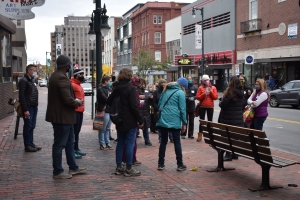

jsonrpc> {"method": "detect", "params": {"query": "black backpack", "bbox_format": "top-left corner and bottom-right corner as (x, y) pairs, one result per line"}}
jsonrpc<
(109, 93), (122, 125)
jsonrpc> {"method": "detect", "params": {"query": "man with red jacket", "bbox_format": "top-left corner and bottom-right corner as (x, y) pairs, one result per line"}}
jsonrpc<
(71, 69), (86, 158)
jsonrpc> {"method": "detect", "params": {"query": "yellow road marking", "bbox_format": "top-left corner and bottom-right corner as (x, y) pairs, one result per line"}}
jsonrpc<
(214, 109), (300, 125)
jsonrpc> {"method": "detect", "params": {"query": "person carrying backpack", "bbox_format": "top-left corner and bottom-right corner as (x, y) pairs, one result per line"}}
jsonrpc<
(107, 68), (144, 177)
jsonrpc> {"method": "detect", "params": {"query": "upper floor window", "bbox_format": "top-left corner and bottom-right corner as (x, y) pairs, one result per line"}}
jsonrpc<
(158, 15), (162, 24)
(153, 15), (157, 24)
(249, 0), (258, 20)
(155, 32), (161, 44)
(155, 50), (161, 62)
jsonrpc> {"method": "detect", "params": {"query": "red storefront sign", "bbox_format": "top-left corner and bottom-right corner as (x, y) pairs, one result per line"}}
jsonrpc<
(175, 50), (236, 66)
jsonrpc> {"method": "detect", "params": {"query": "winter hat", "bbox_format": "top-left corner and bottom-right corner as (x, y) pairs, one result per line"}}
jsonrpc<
(131, 76), (140, 86)
(56, 55), (71, 68)
(177, 77), (188, 89)
(202, 74), (210, 81)
(73, 69), (84, 76)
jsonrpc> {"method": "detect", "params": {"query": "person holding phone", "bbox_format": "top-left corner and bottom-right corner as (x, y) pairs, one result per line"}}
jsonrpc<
(195, 75), (218, 142)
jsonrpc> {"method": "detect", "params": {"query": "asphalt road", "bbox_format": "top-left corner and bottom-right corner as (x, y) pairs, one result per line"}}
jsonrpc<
(83, 91), (300, 156)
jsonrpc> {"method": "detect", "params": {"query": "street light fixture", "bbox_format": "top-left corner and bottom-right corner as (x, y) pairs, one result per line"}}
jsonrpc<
(192, 7), (205, 83)
(89, 0), (110, 88)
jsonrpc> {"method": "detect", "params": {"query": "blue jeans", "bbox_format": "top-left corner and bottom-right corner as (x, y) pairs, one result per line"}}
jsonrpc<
(116, 127), (137, 165)
(252, 117), (267, 131)
(143, 127), (150, 143)
(52, 123), (78, 175)
(158, 127), (183, 166)
(158, 129), (173, 142)
(98, 113), (112, 145)
(74, 112), (83, 150)
(22, 106), (38, 147)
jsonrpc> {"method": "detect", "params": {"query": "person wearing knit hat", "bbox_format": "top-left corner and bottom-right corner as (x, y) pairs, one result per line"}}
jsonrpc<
(195, 74), (218, 142)
(156, 80), (188, 171)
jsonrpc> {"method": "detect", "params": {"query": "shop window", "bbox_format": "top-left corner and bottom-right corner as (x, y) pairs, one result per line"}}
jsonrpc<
(0, 30), (12, 83)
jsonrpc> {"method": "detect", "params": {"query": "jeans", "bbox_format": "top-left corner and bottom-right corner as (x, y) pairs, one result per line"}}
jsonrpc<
(143, 127), (150, 143)
(199, 107), (214, 132)
(52, 123), (78, 175)
(158, 129), (173, 142)
(98, 113), (112, 145)
(158, 127), (183, 166)
(122, 129), (138, 163)
(181, 111), (195, 137)
(22, 106), (38, 147)
(74, 112), (83, 150)
(251, 117), (267, 131)
(116, 127), (137, 165)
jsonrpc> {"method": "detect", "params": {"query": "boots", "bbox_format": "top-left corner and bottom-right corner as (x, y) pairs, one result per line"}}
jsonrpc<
(224, 152), (238, 161)
(197, 132), (202, 142)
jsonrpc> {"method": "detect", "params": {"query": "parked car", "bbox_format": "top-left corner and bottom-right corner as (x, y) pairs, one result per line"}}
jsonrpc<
(81, 83), (93, 96)
(39, 80), (47, 87)
(269, 80), (300, 108)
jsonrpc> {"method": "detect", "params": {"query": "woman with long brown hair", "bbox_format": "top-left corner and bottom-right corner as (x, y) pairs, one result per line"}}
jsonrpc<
(247, 79), (269, 131)
(218, 76), (244, 161)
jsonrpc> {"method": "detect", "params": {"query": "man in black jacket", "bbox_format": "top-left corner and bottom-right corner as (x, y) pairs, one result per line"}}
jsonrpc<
(19, 64), (41, 152)
(181, 76), (197, 139)
(107, 68), (144, 177)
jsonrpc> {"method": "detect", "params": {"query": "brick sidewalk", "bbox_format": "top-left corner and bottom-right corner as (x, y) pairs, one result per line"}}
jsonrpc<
(0, 87), (299, 199)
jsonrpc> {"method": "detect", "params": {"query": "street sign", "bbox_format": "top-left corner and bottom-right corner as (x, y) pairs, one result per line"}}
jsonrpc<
(245, 55), (254, 65)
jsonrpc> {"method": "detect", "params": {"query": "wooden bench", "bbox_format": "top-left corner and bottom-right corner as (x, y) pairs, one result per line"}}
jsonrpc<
(199, 119), (299, 192)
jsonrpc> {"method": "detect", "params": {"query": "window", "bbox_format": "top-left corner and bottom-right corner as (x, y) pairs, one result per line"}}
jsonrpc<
(158, 15), (162, 24)
(142, 34), (144, 46)
(293, 82), (300, 89)
(283, 82), (294, 90)
(17, 20), (21, 26)
(249, 0), (258, 20)
(148, 32), (150, 44)
(155, 32), (161, 44)
(155, 50), (161, 62)
(153, 15), (157, 24)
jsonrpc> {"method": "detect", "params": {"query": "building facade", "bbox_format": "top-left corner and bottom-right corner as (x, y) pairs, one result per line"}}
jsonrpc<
(131, 1), (188, 83)
(53, 16), (96, 77)
(178, 0), (236, 90)
(236, 0), (300, 88)
(103, 16), (122, 74)
(0, 15), (16, 120)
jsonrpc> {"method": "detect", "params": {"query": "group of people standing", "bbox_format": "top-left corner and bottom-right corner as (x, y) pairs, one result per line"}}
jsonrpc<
(18, 54), (270, 179)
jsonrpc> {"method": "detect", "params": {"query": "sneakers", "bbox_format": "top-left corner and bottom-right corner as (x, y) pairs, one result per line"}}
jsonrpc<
(53, 172), (72, 179)
(34, 145), (42, 151)
(69, 167), (87, 175)
(106, 144), (114, 150)
(124, 168), (141, 177)
(181, 136), (186, 139)
(25, 146), (37, 152)
(133, 161), (141, 166)
(157, 164), (165, 170)
(145, 141), (152, 146)
(115, 167), (125, 175)
(74, 152), (82, 159)
(74, 149), (86, 156)
(100, 144), (107, 150)
(188, 136), (195, 139)
(177, 164), (187, 171)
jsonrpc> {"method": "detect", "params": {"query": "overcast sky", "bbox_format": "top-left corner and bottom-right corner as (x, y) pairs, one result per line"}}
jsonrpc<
(25, 0), (193, 65)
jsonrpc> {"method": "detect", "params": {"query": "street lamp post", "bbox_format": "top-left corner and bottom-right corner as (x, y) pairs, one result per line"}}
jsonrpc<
(192, 7), (205, 82)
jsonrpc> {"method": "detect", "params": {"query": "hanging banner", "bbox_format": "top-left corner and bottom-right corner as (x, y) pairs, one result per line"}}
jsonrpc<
(195, 24), (202, 49)
(0, 0), (46, 20)
(288, 23), (297, 39)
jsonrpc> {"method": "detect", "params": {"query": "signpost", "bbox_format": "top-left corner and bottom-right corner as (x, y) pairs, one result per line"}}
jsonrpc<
(0, 0), (45, 20)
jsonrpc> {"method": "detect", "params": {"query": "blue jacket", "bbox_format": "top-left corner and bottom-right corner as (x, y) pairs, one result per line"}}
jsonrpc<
(156, 84), (187, 129)
(269, 78), (275, 88)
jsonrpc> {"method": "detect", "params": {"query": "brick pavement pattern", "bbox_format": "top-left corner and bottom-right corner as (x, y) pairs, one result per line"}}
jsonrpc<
(0, 87), (299, 199)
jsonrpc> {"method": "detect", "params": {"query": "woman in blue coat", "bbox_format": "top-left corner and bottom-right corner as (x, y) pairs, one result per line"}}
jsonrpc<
(156, 77), (188, 171)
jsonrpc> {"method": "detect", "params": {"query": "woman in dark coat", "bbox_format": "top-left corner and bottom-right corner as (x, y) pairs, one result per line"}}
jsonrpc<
(218, 76), (244, 161)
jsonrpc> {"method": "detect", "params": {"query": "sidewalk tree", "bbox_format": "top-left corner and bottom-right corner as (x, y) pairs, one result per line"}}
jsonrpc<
(133, 49), (170, 78)
(102, 64), (111, 76)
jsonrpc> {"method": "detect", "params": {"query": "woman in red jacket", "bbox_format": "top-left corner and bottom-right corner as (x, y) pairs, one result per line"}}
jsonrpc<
(196, 75), (218, 141)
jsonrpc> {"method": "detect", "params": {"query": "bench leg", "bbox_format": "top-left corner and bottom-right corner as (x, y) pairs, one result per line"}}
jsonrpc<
(14, 116), (20, 140)
(207, 150), (235, 172)
(248, 164), (283, 192)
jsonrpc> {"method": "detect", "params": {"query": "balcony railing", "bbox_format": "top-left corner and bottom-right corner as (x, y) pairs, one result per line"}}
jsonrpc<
(240, 19), (262, 34)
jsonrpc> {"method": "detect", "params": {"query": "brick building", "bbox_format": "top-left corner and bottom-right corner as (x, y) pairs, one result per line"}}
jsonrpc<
(130, 2), (189, 83)
(236, 0), (300, 88)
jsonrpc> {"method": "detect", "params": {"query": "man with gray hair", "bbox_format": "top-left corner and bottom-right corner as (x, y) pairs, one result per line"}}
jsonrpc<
(46, 55), (87, 179)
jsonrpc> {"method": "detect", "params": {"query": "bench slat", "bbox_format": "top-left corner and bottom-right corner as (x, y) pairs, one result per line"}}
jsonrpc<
(272, 156), (297, 166)
(225, 125), (267, 138)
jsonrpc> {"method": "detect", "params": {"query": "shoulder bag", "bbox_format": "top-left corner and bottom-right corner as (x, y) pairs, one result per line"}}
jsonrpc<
(157, 90), (179, 119)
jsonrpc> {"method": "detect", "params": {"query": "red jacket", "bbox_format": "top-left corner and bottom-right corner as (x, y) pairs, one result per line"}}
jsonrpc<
(70, 78), (85, 112)
(196, 84), (218, 108)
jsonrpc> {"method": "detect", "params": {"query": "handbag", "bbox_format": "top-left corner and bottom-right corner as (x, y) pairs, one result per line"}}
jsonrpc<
(93, 110), (105, 130)
(243, 105), (255, 124)
(157, 90), (179, 119)
(195, 103), (200, 117)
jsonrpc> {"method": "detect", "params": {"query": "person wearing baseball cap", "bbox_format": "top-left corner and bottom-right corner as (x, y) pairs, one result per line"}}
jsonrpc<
(195, 74), (218, 142)
(46, 55), (87, 179)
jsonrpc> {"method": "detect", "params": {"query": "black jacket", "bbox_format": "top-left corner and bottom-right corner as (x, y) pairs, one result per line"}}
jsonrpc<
(107, 81), (143, 132)
(97, 84), (111, 113)
(137, 87), (152, 128)
(241, 85), (253, 110)
(18, 74), (39, 112)
(218, 89), (244, 127)
(185, 83), (197, 112)
(152, 87), (164, 112)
